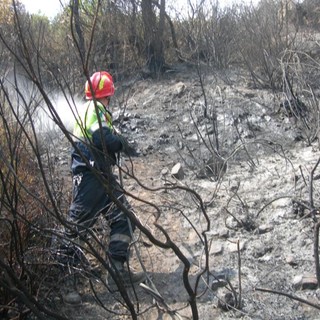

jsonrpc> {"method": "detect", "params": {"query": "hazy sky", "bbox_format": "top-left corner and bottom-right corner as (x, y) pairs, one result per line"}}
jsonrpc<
(20, 0), (67, 19)
(20, 0), (259, 20)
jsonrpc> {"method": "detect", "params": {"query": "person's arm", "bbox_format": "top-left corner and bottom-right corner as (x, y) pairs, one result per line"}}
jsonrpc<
(92, 127), (139, 157)
(91, 127), (123, 153)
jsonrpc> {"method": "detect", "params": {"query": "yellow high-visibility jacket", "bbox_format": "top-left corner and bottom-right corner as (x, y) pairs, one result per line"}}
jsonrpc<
(71, 101), (123, 173)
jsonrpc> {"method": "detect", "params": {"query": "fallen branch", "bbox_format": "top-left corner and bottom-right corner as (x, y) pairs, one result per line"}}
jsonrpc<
(255, 287), (320, 310)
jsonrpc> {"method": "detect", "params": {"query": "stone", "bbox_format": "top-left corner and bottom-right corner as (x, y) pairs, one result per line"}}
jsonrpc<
(293, 274), (318, 290)
(217, 292), (236, 311)
(161, 167), (169, 176)
(171, 162), (184, 180)
(219, 228), (229, 238)
(225, 216), (240, 229)
(211, 243), (223, 255)
(227, 240), (246, 253)
(286, 255), (298, 266)
(173, 82), (186, 98)
(253, 245), (273, 258)
(211, 278), (228, 290)
(258, 224), (274, 234)
(63, 291), (82, 305)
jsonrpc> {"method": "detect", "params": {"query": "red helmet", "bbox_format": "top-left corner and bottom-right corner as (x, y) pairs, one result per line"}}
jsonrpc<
(85, 71), (115, 100)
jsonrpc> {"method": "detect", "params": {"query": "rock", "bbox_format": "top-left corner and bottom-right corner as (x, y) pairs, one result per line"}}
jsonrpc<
(258, 224), (274, 234)
(211, 278), (228, 290)
(172, 82), (186, 98)
(293, 274), (318, 290)
(225, 216), (241, 230)
(227, 240), (246, 253)
(253, 245), (273, 258)
(161, 167), (169, 176)
(219, 228), (229, 238)
(217, 292), (237, 311)
(63, 291), (82, 305)
(171, 162), (184, 180)
(211, 243), (223, 255)
(286, 255), (298, 266)
(205, 230), (219, 238)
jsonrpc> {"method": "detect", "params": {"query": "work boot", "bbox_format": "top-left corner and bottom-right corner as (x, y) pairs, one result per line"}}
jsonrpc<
(106, 258), (146, 290)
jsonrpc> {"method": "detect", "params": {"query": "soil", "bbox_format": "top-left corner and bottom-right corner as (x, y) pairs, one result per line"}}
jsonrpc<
(51, 64), (320, 320)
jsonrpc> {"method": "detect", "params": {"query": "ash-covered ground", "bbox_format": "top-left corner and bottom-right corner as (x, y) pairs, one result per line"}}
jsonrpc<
(52, 65), (320, 319)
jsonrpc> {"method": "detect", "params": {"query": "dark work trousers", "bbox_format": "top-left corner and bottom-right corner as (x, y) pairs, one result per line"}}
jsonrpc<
(66, 169), (134, 263)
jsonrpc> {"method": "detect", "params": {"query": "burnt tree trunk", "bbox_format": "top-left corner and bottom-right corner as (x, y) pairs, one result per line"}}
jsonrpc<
(71, 0), (86, 64)
(141, 0), (166, 75)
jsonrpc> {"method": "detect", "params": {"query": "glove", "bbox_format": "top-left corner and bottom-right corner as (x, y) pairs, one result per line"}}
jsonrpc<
(118, 135), (140, 157)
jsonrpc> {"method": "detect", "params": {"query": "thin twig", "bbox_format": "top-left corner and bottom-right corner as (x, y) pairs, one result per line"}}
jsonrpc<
(237, 239), (242, 309)
(255, 287), (320, 310)
(314, 221), (320, 287)
(309, 156), (320, 210)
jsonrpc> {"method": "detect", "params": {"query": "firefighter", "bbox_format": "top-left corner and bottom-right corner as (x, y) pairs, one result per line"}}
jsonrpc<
(62, 71), (145, 294)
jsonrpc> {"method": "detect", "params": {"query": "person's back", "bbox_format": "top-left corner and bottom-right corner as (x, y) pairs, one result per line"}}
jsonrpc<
(72, 99), (122, 174)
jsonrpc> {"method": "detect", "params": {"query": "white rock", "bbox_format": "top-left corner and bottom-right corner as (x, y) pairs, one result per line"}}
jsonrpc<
(171, 162), (184, 180)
